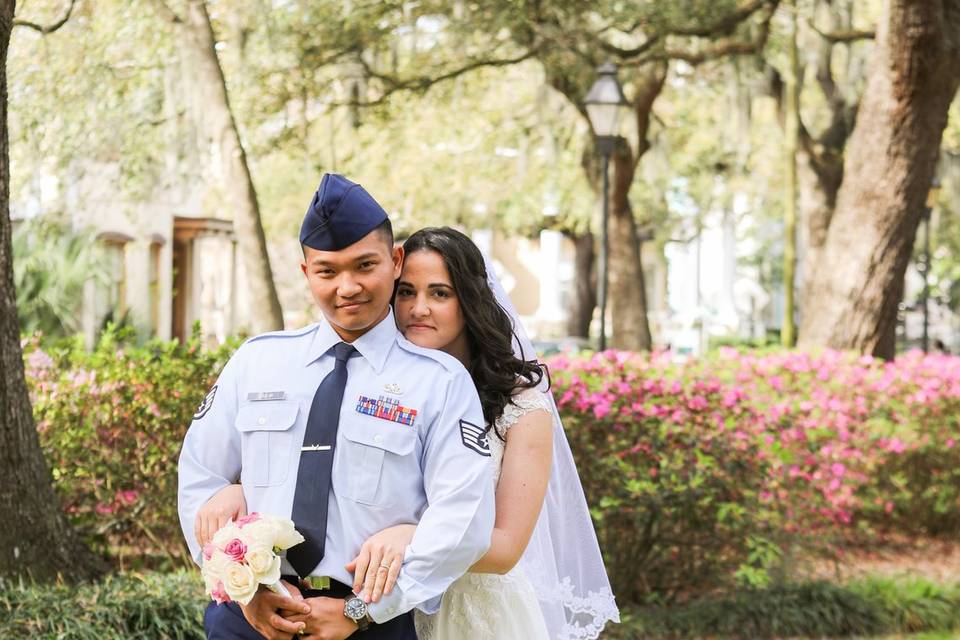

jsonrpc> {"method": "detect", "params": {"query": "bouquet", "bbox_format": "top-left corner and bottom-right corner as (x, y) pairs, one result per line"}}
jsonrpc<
(201, 512), (304, 605)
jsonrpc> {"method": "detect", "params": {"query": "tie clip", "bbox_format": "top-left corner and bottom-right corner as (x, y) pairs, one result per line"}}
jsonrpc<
(301, 445), (331, 452)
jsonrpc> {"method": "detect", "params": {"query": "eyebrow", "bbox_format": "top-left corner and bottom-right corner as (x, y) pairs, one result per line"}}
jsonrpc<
(397, 280), (454, 289)
(310, 252), (382, 267)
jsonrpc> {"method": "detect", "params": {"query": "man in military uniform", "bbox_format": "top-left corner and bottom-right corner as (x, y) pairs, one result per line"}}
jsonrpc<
(179, 174), (495, 640)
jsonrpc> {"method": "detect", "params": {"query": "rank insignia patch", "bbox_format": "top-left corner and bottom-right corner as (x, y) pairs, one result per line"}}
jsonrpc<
(383, 382), (403, 395)
(459, 420), (490, 457)
(194, 385), (218, 420)
(356, 395), (417, 426)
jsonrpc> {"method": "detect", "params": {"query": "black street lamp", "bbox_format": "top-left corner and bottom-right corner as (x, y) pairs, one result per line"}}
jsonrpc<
(584, 62), (629, 352)
(921, 178), (941, 352)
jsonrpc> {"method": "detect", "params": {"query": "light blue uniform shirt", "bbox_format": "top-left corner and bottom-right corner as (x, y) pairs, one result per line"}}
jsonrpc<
(178, 310), (495, 622)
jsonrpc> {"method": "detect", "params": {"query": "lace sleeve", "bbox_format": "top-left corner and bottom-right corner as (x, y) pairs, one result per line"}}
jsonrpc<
(496, 387), (552, 433)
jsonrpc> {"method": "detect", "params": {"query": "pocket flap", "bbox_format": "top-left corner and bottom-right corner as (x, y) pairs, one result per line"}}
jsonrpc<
(235, 401), (299, 432)
(341, 420), (416, 455)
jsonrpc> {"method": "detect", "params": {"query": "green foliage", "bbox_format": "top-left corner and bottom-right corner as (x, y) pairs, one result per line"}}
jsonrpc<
(12, 216), (110, 336)
(3, 571), (957, 640)
(0, 571), (205, 640)
(606, 577), (960, 639)
(23, 325), (237, 569)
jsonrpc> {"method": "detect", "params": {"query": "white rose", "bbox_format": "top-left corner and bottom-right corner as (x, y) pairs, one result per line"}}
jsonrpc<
(201, 551), (233, 594)
(267, 517), (305, 550)
(246, 545), (282, 585)
(223, 562), (259, 605)
(212, 520), (242, 546)
(238, 519), (275, 548)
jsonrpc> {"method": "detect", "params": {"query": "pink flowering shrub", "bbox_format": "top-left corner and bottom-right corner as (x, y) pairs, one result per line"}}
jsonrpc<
(22, 327), (236, 568)
(548, 348), (960, 603)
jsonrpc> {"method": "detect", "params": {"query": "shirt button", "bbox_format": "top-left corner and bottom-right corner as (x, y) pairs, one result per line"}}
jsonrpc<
(374, 434), (383, 444)
(257, 416), (266, 425)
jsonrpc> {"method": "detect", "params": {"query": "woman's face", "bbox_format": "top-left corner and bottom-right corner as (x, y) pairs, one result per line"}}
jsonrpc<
(395, 249), (468, 354)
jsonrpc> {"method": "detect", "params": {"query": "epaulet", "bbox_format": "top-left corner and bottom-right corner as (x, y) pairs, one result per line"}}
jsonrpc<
(244, 324), (318, 345)
(396, 335), (466, 374)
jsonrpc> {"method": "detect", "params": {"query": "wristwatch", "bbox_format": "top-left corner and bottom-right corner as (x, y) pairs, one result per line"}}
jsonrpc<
(343, 593), (372, 631)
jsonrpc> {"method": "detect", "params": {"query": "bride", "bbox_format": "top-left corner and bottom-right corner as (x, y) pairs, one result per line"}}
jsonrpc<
(197, 227), (619, 639)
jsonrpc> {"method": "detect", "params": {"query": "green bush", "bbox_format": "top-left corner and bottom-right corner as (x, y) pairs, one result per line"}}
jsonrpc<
(0, 571), (205, 639)
(604, 577), (960, 639)
(2, 572), (956, 640)
(23, 327), (237, 569)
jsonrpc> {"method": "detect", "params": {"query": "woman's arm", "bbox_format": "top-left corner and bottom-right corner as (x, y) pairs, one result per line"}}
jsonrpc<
(470, 406), (553, 574)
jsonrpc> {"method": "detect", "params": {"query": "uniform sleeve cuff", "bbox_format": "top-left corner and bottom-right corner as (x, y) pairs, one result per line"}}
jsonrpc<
(366, 583), (407, 624)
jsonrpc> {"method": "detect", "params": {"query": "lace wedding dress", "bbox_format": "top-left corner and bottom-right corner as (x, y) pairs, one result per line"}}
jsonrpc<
(415, 387), (552, 640)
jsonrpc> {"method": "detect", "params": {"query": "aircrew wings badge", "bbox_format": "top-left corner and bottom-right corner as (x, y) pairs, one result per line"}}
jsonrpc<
(194, 385), (217, 420)
(459, 420), (490, 457)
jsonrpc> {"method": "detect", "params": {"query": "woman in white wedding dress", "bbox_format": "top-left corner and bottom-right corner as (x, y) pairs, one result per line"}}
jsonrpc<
(196, 226), (619, 639)
(356, 227), (555, 639)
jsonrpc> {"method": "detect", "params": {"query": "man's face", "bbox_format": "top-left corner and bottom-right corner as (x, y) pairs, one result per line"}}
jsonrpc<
(300, 230), (403, 341)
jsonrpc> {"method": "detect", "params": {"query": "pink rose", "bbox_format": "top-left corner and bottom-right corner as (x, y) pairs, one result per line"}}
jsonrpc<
(212, 580), (231, 605)
(224, 538), (247, 563)
(203, 543), (217, 561)
(235, 513), (261, 528)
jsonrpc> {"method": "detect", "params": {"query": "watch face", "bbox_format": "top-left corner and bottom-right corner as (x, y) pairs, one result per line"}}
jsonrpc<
(344, 596), (367, 620)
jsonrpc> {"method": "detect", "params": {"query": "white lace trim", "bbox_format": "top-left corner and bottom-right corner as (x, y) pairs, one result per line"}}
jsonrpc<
(495, 388), (552, 432)
(543, 577), (621, 640)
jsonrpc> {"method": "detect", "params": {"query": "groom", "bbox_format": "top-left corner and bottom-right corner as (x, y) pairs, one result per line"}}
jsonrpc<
(179, 173), (495, 639)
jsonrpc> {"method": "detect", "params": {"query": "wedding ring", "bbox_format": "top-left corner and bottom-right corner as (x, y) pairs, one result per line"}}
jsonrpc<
(379, 560), (391, 568)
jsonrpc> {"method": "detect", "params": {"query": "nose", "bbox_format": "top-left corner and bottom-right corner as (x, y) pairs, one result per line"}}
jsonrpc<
(411, 293), (430, 318)
(336, 273), (362, 299)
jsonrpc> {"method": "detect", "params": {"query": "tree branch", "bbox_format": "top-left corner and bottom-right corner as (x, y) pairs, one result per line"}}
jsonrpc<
(13, 0), (77, 34)
(667, 0), (774, 37)
(808, 21), (875, 43)
(338, 48), (541, 107)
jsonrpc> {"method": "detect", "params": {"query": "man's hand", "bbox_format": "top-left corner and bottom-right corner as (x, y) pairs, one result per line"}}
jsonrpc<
(239, 582), (310, 640)
(285, 596), (358, 640)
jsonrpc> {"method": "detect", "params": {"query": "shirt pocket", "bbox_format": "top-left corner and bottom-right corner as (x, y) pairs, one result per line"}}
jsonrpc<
(339, 420), (417, 506)
(235, 401), (300, 488)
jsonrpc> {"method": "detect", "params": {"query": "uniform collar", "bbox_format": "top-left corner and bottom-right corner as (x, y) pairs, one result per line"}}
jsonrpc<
(304, 308), (397, 375)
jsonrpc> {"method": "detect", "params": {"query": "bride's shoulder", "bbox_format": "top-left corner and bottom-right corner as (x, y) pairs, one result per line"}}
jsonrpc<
(497, 385), (552, 431)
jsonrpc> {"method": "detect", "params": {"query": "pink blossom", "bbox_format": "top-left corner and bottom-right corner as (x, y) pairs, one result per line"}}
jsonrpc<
(203, 543), (216, 561)
(223, 538), (247, 562)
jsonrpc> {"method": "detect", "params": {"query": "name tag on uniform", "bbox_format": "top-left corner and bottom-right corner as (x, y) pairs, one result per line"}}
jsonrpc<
(356, 395), (418, 426)
(247, 391), (287, 402)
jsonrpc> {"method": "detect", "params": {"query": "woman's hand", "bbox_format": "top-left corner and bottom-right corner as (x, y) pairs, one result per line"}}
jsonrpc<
(195, 483), (247, 547)
(345, 524), (417, 603)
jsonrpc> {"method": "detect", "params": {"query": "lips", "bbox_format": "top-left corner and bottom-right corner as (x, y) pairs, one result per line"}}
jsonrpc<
(337, 300), (369, 309)
(406, 323), (434, 330)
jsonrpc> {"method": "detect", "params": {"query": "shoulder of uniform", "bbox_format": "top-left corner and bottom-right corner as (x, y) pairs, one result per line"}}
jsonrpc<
(243, 324), (318, 346)
(396, 335), (468, 375)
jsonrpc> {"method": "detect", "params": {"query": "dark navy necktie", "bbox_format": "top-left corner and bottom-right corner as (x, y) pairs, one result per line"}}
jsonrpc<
(287, 342), (357, 578)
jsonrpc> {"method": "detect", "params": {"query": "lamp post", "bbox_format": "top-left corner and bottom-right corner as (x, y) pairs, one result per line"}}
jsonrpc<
(584, 62), (629, 352)
(921, 178), (941, 352)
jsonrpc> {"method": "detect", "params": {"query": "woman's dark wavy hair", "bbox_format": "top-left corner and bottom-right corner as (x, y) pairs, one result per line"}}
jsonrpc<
(400, 227), (548, 438)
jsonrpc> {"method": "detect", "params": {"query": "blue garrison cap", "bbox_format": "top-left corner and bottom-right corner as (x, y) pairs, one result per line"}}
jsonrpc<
(299, 173), (389, 251)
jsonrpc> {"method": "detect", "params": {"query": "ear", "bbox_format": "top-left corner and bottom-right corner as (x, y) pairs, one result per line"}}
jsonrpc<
(392, 245), (404, 279)
(300, 260), (308, 277)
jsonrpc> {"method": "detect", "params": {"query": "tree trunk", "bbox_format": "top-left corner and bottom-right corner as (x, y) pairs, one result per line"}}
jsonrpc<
(563, 230), (595, 338)
(0, 0), (105, 582)
(782, 0), (799, 347)
(164, 0), (284, 333)
(602, 63), (666, 351)
(607, 140), (652, 350)
(798, 0), (960, 359)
